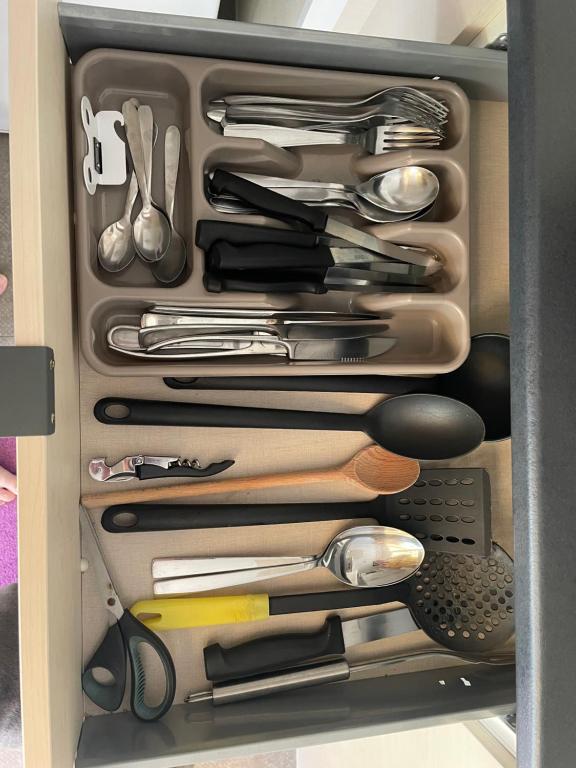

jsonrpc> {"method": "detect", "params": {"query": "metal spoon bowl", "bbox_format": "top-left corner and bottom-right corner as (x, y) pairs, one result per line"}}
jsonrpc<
(356, 166), (439, 213)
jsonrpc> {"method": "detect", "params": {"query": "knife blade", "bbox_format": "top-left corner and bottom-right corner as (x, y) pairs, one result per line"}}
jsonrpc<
(203, 608), (421, 682)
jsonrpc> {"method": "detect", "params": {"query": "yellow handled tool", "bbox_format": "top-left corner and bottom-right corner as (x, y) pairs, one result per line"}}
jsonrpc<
(131, 594), (270, 630)
(131, 584), (403, 631)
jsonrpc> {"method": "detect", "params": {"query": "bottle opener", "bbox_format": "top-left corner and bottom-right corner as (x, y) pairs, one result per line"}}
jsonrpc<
(88, 455), (235, 482)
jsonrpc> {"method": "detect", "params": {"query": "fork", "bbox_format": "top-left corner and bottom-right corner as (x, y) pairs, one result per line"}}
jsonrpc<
(222, 123), (442, 154)
(219, 86), (449, 118)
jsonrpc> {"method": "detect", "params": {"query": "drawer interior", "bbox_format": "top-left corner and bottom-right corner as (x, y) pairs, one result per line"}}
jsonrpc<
(76, 95), (511, 763)
(9, 7), (512, 764)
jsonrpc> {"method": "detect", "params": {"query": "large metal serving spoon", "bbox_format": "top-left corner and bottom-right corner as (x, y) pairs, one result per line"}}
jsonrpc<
(122, 100), (171, 263)
(151, 525), (425, 595)
(152, 126), (187, 284)
(94, 392), (485, 461)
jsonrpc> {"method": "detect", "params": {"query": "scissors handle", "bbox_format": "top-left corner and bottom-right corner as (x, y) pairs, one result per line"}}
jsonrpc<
(119, 610), (176, 721)
(82, 622), (127, 712)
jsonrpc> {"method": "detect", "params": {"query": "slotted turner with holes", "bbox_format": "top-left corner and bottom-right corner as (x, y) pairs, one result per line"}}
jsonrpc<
(102, 468), (491, 556)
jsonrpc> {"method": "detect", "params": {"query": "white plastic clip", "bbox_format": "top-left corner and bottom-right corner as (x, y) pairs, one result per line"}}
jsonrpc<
(81, 96), (127, 195)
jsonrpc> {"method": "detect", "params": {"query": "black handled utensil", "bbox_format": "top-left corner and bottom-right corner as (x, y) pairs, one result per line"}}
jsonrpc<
(204, 607), (420, 682)
(101, 467), (491, 556)
(94, 393), (484, 461)
(208, 171), (441, 273)
(164, 334), (511, 442)
(80, 507), (176, 721)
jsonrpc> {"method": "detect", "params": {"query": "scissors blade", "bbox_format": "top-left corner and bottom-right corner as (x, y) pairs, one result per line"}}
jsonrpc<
(80, 506), (124, 621)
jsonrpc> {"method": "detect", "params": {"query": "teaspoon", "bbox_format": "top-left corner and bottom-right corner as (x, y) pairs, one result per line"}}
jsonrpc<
(122, 100), (171, 263)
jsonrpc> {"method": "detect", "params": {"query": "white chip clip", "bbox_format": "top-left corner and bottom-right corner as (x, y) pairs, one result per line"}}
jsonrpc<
(81, 96), (127, 195)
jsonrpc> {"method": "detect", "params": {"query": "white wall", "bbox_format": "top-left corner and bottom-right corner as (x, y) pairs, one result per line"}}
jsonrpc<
(235, 0), (506, 45)
(0, 0), (221, 131)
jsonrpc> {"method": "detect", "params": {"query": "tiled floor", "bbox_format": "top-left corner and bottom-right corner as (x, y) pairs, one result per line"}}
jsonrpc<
(0, 133), (13, 346)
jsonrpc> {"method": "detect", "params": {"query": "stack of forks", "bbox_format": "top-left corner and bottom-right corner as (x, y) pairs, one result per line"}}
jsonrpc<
(207, 87), (448, 154)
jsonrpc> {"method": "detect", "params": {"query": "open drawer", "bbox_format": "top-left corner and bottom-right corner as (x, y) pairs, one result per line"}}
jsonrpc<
(10, 2), (557, 767)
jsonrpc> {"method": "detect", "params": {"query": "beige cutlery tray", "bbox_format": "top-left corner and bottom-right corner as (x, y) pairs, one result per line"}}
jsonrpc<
(72, 49), (470, 377)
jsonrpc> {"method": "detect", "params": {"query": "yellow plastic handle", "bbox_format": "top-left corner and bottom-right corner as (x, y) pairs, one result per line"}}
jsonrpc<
(130, 594), (270, 630)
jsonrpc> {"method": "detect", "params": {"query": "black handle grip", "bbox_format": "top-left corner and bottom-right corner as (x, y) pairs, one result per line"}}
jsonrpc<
(163, 375), (436, 395)
(269, 582), (412, 616)
(137, 459), (235, 481)
(82, 622), (127, 712)
(207, 241), (334, 272)
(119, 610), (176, 722)
(196, 220), (320, 250)
(100, 498), (386, 532)
(204, 272), (327, 294)
(210, 170), (327, 231)
(94, 397), (360, 432)
(204, 615), (346, 682)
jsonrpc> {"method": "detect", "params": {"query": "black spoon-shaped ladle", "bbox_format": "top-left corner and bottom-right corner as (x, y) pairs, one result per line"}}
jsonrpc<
(164, 333), (510, 442)
(94, 392), (485, 461)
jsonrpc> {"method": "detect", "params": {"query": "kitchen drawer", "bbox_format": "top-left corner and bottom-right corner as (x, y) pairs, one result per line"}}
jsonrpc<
(7, 3), (529, 768)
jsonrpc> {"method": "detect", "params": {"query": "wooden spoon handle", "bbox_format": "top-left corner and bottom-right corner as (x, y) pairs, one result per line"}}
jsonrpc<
(81, 467), (345, 509)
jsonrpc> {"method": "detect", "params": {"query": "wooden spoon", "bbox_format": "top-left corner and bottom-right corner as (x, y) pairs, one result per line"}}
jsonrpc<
(81, 445), (419, 509)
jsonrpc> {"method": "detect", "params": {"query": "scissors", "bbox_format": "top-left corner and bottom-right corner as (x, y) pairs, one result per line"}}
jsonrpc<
(80, 506), (176, 721)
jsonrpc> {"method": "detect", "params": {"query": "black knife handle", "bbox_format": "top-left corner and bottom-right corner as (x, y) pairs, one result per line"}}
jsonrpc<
(204, 616), (345, 682)
(207, 241), (335, 272)
(196, 220), (320, 250)
(210, 170), (328, 231)
(204, 273), (326, 294)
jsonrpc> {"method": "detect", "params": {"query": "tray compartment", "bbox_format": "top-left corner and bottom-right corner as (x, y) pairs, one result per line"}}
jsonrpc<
(74, 53), (193, 288)
(72, 49), (470, 376)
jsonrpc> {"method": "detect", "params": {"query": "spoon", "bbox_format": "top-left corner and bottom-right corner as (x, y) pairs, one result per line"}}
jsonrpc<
(165, 334), (510, 442)
(122, 100), (171, 262)
(356, 166), (439, 214)
(151, 524), (425, 595)
(235, 168), (439, 216)
(209, 193), (432, 224)
(93, 392), (485, 460)
(80, 444), (420, 509)
(152, 125), (187, 284)
(97, 112), (159, 273)
(97, 171), (139, 272)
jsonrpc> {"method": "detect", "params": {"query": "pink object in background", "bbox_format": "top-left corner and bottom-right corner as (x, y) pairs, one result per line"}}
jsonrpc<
(0, 438), (17, 586)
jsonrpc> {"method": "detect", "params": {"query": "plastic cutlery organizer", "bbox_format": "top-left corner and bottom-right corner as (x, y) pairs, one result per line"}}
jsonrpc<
(72, 49), (470, 376)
